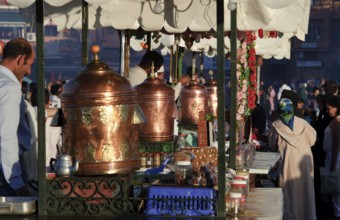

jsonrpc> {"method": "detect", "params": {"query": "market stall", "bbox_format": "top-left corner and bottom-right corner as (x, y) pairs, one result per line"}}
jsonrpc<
(3, 0), (311, 218)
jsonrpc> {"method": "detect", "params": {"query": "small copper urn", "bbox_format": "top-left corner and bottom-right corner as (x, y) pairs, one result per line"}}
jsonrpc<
(61, 45), (145, 175)
(135, 75), (175, 142)
(177, 80), (208, 124)
(204, 70), (218, 118)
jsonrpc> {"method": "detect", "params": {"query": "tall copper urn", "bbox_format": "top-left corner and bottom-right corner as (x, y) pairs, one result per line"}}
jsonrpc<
(205, 79), (218, 118)
(61, 46), (145, 175)
(135, 77), (175, 142)
(178, 81), (208, 124)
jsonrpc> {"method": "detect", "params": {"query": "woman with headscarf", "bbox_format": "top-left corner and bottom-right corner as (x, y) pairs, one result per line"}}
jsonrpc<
(268, 98), (317, 220)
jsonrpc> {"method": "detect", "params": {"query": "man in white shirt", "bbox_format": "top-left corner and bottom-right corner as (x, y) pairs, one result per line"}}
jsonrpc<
(0, 38), (35, 196)
(127, 51), (164, 87)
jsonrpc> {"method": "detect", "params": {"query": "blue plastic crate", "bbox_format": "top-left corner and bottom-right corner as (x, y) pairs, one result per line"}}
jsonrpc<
(144, 186), (217, 216)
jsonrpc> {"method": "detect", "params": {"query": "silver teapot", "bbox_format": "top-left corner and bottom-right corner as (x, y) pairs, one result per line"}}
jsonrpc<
(50, 153), (79, 177)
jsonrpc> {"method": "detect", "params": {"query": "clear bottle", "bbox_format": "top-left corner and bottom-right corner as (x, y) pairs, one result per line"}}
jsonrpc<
(175, 160), (193, 185)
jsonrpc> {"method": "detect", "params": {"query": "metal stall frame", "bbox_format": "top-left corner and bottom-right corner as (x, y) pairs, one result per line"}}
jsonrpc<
(35, 0), (236, 218)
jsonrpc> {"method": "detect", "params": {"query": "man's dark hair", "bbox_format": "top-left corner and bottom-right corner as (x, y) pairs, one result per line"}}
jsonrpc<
(31, 89), (50, 107)
(2, 38), (32, 62)
(51, 84), (61, 96)
(21, 81), (29, 94)
(29, 82), (37, 93)
(139, 51), (163, 72)
(323, 80), (338, 95)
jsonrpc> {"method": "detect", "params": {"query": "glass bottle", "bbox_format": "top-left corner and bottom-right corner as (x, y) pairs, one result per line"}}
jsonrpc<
(140, 153), (146, 168)
(154, 153), (161, 167)
(175, 160), (193, 185)
(146, 153), (154, 168)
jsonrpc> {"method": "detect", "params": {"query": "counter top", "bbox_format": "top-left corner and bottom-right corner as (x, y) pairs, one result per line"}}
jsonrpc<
(247, 152), (280, 174)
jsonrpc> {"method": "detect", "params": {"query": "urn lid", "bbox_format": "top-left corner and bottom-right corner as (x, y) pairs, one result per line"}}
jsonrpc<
(180, 81), (207, 95)
(135, 76), (175, 98)
(62, 45), (135, 98)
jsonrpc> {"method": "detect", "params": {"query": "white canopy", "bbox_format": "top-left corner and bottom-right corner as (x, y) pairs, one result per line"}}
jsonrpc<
(7, 0), (309, 59)
(8, 0), (309, 41)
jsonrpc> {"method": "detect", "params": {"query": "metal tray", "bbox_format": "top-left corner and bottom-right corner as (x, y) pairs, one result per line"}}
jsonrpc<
(0, 197), (37, 215)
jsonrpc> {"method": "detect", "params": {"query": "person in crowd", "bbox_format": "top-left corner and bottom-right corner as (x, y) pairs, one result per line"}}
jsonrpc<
(322, 95), (340, 217)
(267, 84), (276, 115)
(0, 38), (36, 196)
(308, 87), (321, 116)
(49, 83), (61, 108)
(312, 93), (337, 218)
(129, 51), (190, 99)
(26, 81), (37, 102)
(185, 66), (200, 84)
(298, 82), (308, 103)
(21, 80), (29, 99)
(156, 65), (190, 100)
(31, 88), (60, 172)
(251, 95), (266, 136)
(127, 50), (164, 87)
(268, 98), (317, 220)
(156, 65), (166, 83)
(277, 80), (291, 101)
(323, 79), (338, 96)
(280, 89), (305, 119)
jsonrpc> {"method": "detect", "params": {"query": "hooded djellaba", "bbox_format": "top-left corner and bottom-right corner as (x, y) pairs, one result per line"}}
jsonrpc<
(268, 98), (317, 220)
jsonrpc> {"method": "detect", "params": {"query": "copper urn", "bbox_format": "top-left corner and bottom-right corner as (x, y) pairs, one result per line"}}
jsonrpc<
(135, 77), (175, 142)
(61, 45), (145, 175)
(205, 79), (218, 118)
(177, 81), (208, 124)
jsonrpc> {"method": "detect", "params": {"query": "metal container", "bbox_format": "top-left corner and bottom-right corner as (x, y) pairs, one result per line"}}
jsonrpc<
(0, 197), (37, 215)
(178, 81), (208, 124)
(135, 77), (175, 142)
(205, 79), (218, 118)
(61, 45), (145, 175)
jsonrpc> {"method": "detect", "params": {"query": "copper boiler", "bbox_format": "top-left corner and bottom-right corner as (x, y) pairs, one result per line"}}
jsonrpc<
(178, 81), (208, 124)
(205, 79), (218, 118)
(61, 46), (145, 175)
(135, 76), (175, 142)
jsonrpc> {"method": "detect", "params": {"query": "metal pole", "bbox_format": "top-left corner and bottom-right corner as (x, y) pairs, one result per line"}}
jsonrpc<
(36, 0), (46, 215)
(216, 0), (226, 217)
(81, 0), (89, 66)
(120, 30), (125, 75)
(229, 3), (237, 170)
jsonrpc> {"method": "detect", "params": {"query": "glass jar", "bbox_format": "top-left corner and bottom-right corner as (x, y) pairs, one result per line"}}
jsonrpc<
(140, 153), (146, 168)
(230, 179), (247, 206)
(146, 153), (154, 168)
(175, 160), (193, 185)
(154, 153), (161, 167)
(226, 192), (243, 216)
(236, 168), (250, 192)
